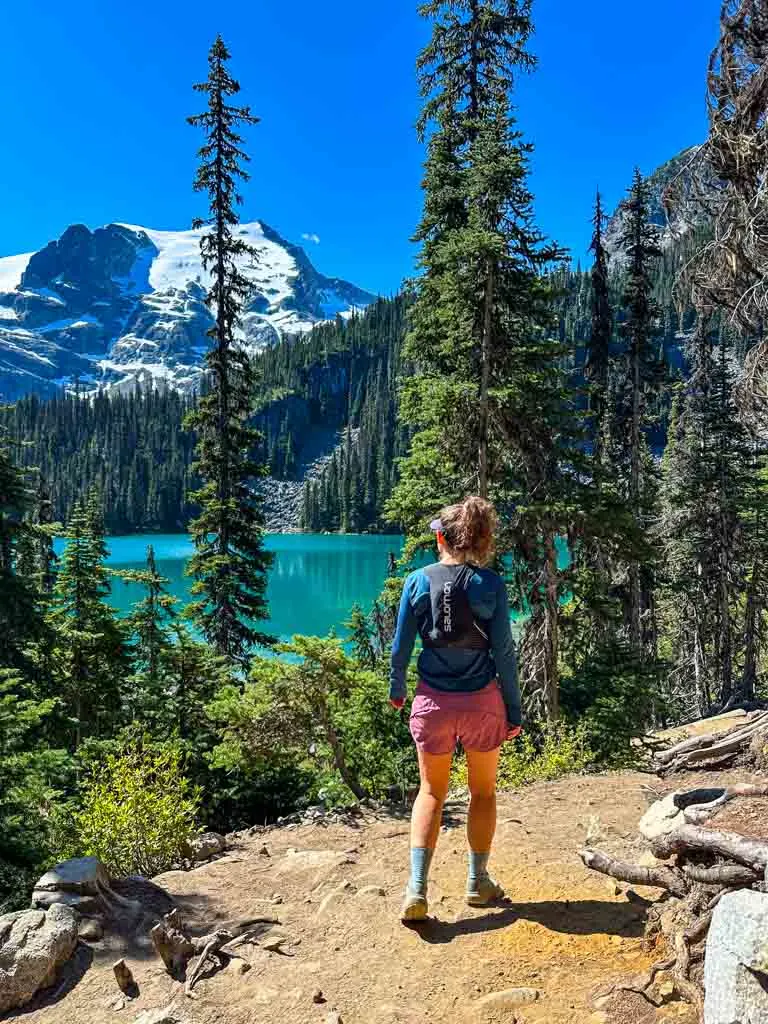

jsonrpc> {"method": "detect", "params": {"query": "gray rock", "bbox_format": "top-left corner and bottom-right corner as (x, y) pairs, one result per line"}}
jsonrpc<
(638, 792), (685, 841)
(32, 856), (111, 916)
(180, 832), (227, 863)
(33, 855), (110, 895)
(705, 889), (768, 1023)
(78, 917), (104, 942)
(0, 904), (79, 1014)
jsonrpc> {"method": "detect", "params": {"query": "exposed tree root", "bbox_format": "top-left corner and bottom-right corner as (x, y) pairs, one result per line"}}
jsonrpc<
(185, 930), (234, 996)
(579, 849), (688, 897)
(652, 824), (768, 873)
(682, 863), (761, 886)
(580, 783), (768, 1023)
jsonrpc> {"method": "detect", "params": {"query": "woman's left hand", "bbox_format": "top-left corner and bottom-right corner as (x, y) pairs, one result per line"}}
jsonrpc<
(390, 698), (405, 710)
(507, 725), (523, 740)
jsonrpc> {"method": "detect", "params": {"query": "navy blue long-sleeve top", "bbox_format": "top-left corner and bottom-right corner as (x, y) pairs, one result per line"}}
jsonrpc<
(389, 564), (522, 727)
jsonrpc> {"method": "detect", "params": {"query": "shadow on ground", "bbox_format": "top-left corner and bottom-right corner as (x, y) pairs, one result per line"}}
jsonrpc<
(411, 898), (646, 945)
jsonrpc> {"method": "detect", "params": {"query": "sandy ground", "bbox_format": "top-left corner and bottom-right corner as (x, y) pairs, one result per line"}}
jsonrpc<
(10, 771), (713, 1024)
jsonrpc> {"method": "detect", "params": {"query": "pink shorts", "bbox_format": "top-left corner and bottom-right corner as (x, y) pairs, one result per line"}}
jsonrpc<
(409, 679), (509, 755)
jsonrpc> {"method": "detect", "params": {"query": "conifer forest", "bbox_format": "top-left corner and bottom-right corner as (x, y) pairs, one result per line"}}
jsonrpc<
(3, 0), (768, 947)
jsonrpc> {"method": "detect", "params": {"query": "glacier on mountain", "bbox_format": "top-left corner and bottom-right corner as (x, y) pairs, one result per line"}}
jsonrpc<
(0, 221), (375, 400)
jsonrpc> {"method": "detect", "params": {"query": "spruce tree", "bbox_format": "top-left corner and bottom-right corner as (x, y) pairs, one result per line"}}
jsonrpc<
(659, 326), (752, 715)
(0, 436), (46, 674)
(47, 496), (131, 748)
(585, 190), (612, 468)
(186, 36), (273, 666)
(614, 170), (665, 657)
(0, 670), (65, 911)
(123, 545), (177, 726)
(389, 0), (581, 719)
(345, 603), (377, 669)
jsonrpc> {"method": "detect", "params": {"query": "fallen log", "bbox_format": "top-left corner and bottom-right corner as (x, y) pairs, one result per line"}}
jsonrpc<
(655, 711), (768, 766)
(652, 824), (768, 873)
(657, 714), (768, 774)
(681, 863), (761, 887)
(579, 849), (688, 897)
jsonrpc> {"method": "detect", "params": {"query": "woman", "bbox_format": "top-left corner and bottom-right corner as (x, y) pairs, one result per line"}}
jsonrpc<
(389, 496), (522, 922)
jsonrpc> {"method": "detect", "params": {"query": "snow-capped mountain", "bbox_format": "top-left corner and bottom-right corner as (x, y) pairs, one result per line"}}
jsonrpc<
(0, 221), (376, 399)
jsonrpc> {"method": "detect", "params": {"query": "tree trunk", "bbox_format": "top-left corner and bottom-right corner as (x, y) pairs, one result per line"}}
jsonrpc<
(543, 528), (560, 721)
(717, 506), (734, 706)
(478, 260), (493, 500)
(629, 324), (643, 652)
(692, 598), (711, 717)
(321, 706), (368, 800)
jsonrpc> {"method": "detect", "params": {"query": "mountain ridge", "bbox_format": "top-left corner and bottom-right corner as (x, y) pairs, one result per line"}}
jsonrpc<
(0, 220), (376, 400)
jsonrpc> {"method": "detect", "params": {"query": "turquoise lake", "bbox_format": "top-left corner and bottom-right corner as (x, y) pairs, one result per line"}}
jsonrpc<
(58, 534), (402, 641)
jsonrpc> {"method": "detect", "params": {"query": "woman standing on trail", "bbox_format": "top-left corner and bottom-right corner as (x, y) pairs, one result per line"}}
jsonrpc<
(389, 496), (522, 923)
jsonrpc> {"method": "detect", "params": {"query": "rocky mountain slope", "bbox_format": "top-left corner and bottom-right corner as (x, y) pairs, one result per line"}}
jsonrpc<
(0, 222), (375, 400)
(604, 145), (705, 262)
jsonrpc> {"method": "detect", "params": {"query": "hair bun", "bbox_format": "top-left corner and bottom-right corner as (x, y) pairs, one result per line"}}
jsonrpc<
(435, 496), (497, 564)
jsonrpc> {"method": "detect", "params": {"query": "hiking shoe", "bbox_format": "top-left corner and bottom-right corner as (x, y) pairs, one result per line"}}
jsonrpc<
(400, 886), (428, 922)
(466, 876), (505, 906)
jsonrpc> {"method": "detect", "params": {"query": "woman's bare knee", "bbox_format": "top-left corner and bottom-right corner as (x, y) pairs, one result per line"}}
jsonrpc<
(468, 783), (496, 801)
(466, 746), (501, 800)
(419, 781), (449, 802)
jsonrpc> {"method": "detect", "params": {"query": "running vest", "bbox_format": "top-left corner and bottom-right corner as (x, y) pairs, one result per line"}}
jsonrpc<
(417, 563), (491, 651)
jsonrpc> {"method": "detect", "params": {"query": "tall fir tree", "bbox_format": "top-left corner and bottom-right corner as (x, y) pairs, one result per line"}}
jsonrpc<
(123, 545), (178, 726)
(389, 0), (594, 719)
(47, 495), (131, 749)
(186, 36), (274, 667)
(659, 326), (753, 716)
(614, 169), (666, 657)
(585, 190), (612, 468)
(0, 435), (47, 675)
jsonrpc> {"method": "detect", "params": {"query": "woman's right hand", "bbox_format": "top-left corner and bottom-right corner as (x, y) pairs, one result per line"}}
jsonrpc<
(507, 725), (523, 740)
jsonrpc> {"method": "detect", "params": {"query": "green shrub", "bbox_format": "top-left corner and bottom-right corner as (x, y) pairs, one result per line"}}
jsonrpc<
(75, 744), (200, 877)
(452, 720), (593, 790)
(209, 635), (417, 806)
(560, 642), (665, 765)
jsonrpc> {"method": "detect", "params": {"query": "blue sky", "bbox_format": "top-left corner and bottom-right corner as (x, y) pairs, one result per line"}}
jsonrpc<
(1, 0), (720, 294)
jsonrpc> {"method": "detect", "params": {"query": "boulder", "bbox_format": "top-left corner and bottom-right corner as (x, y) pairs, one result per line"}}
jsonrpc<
(180, 832), (226, 863)
(0, 904), (79, 1014)
(32, 856), (110, 915)
(705, 889), (768, 1023)
(638, 792), (685, 841)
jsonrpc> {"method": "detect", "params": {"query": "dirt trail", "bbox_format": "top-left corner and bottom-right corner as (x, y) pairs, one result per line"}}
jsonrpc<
(16, 773), (700, 1024)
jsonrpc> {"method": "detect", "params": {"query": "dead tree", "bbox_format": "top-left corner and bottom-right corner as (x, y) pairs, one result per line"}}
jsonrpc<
(666, 2), (768, 415)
